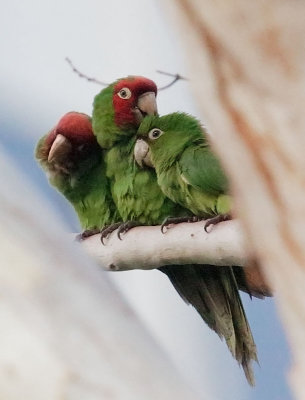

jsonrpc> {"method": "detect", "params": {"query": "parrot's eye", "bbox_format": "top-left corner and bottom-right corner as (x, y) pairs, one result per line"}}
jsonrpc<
(148, 128), (163, 140)
(118, 88), (132, 99)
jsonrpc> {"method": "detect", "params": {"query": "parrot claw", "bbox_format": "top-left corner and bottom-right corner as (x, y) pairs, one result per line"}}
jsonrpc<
(100, 223), (122, 245)
(117, 221), (141, 240)
(75, 228), (101, 241)
(161, 215), (202, 233)
(204, 213), (231, 233)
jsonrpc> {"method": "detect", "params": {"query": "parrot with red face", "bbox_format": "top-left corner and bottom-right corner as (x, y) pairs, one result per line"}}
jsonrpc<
(92, 76), (271, 385)
(36, 112), (119, 232)
(92, 76), (185, 228)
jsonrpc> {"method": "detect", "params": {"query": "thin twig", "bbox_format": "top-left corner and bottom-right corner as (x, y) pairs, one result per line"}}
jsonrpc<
(65, 58), (108, 86)
(65, 58), (187, 90)
(157, 70), (188, 90)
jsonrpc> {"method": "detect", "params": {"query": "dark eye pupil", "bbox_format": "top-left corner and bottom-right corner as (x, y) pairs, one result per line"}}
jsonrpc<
(120, 90), (126, 97)
(152, 130), (160, 137)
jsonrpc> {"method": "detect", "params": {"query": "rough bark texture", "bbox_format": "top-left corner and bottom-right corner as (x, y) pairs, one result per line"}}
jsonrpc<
(163, 1), (305, 398)
(79, 220), (249, 271)
(0, 150), (200, 400)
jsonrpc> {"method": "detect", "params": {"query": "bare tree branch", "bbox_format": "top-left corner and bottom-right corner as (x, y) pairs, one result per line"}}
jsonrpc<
(78, 220), (249, 271)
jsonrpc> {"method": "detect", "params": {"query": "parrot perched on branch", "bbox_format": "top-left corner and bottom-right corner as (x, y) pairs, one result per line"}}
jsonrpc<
(92, 76), (186, 231)
(136, 112), (232, 225)
(92, 77), (270, 385)
(35, 112), (119, 232)
(135, 111), (273, 385)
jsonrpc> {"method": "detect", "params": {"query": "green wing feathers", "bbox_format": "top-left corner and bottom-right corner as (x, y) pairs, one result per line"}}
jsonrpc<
(180, 143), (229, 196)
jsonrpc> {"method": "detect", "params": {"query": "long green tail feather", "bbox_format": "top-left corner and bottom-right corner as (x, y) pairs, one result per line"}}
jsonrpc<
(159, 265), (257, 385)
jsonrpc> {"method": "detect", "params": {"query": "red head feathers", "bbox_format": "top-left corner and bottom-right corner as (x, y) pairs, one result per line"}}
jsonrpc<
(112, 76), (158, 128)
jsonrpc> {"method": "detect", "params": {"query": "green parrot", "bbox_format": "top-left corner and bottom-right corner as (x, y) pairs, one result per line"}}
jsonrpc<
(35, 112), (119, 233)
(135, 111), (272, 385)
(136, 112), (232, 225)
(92, 77), (269, 385)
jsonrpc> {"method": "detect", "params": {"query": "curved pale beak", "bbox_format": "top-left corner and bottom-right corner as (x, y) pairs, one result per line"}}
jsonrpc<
(137, 92), (157, 116)
(48, 134), (72, 162)
(134, 139), (154, 168)
(133, 92), (158, 125)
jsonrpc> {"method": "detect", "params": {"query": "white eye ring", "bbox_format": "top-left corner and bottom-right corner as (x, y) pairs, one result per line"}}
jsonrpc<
(118, 87), (132, 99)
(148, 128), (163, 140)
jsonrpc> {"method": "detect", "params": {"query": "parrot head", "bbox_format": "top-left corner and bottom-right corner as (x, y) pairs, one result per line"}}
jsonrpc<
(113, 76), (158, 127)
(92, 76), (158, 148)
(135, 112), (205, 168)
(37, 112), (97, 174)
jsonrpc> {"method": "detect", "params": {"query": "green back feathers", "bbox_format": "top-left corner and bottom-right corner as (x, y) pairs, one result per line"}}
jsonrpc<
(92, 84), (116, 149)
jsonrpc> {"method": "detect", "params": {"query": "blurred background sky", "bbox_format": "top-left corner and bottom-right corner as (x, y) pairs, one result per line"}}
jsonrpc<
(0, 0), (292, 398)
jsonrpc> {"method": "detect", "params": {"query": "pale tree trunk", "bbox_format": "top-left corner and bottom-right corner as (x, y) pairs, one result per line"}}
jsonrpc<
(0, 149), (200, 400)
(162, 1), (305, 398)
